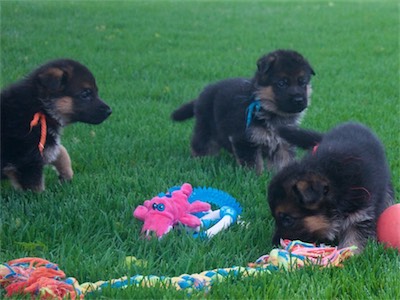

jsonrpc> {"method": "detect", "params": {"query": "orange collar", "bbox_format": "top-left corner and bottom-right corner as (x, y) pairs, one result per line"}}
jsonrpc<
(30, 112), (47, 156)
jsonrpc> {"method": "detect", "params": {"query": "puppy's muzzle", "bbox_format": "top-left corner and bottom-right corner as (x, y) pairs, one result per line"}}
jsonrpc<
(102, 103), (113, 118)
(97, 101), (112, 123)
(85, 98), (112, 124)
(290, 94), (307, 111)
(293, 95), (305, 103)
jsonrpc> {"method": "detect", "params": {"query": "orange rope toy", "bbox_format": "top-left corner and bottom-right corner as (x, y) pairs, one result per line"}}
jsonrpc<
(0, 257), (81, 299)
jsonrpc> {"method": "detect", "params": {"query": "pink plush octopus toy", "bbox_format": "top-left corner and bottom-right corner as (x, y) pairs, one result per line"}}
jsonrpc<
(133, 183), (211, 237)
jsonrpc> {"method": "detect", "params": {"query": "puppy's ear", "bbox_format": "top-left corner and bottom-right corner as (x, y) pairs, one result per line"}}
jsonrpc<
(309, 65), (316, 76)
(257, 53), (276, 74)
(292, 179), (329, 207)
(37, 67), (68, 91)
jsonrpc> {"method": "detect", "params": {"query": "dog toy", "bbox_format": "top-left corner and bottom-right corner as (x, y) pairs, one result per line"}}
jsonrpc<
(0, 258), (81, 299)
(133, 183), (211, 237)
(377, 203), (400, 252)
(170, 185), (242, 238)
(133, 183), (242, 238)
(0, 240), (357, 299)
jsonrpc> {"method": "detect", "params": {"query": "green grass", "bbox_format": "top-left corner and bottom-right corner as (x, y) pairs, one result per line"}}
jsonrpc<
(1, 0), (399, 298)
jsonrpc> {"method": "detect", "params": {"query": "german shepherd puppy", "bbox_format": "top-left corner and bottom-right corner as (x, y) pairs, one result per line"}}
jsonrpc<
(171, 50), (315, 174)
(1, 59), (112, 192)
(268, 122), (394, 253)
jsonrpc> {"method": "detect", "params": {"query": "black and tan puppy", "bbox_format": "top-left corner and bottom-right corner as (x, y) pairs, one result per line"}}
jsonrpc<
(268, 122), (394, 253)
(171, 49), (315, 174)
(1, 59), (112, 192)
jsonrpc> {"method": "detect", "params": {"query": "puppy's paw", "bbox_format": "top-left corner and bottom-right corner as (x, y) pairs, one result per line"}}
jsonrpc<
(51, 145), (73, 182)
(58, 169), (74, 182)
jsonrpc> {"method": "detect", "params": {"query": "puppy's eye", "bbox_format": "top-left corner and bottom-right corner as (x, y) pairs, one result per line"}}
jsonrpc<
(278, 212), (295, 228)
(298, 77), (308, 87)
(276, 79), (289, 88)
(80, 89), (92, 101)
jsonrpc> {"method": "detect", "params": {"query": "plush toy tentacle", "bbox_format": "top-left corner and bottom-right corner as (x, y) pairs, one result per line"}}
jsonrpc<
(180, 183), (193, 196)
(179, 214), (202, 227)
(133, 206), (149, 221)
(188, 200), (211, 213)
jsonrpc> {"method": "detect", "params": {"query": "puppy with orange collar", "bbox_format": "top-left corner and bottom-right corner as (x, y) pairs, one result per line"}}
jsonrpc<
(1, 59), (112, 192)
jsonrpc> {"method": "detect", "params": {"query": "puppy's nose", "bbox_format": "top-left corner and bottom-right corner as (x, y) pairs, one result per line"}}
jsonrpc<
(105, 107), (112, 116)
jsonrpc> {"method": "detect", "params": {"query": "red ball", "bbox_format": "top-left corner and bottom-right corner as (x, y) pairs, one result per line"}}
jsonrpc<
(377, 203), (400, 252)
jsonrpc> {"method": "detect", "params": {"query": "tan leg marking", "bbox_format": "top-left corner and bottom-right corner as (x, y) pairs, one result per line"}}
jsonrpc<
(51, 145), (73, 181)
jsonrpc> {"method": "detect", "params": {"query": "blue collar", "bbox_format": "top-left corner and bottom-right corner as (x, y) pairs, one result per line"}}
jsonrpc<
(246, 98), (261, 128)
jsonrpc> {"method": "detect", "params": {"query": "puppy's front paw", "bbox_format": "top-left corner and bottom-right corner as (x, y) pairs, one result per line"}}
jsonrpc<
(58, 169), (74, 182)
(51, 145), (73, 182)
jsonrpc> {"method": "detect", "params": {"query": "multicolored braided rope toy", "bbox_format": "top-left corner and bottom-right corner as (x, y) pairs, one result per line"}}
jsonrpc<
(0, 240), (356, 299)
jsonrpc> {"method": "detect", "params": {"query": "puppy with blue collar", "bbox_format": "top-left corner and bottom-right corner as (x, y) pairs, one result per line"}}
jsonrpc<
(171, 49), (315, 174)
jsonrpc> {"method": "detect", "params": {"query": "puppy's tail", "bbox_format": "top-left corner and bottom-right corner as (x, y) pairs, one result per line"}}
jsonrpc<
(278, 126), (323, 149)
(171, 100), (195, 121)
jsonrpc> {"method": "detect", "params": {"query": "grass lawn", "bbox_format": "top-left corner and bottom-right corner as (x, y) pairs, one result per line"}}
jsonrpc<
(1, 0), (399, 298)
